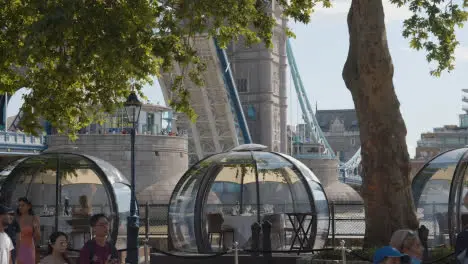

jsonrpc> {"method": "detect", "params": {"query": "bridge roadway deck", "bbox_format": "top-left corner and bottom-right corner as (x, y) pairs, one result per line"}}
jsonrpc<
(0, 132), (46, 156)
(159, 35), (241, 164)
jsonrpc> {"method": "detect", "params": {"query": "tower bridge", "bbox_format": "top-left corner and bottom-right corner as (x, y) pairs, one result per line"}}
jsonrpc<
(158, 3), (362, 188)
(1, 3), (363, 188)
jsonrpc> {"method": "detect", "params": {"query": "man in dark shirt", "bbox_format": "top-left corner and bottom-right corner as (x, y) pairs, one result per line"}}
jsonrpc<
(5, 213), (19, 264)
(79, 214), (118, 264)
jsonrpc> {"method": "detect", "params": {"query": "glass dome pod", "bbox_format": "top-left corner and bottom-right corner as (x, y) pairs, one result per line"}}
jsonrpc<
(0, 152), (131, 251)
(168, 144), (329, 253)
(412, 147), (468, 248)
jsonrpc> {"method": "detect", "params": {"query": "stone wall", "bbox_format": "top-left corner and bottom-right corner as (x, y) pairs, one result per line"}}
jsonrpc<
(227, 2), (288, 153)
(47, 134), (188, 204)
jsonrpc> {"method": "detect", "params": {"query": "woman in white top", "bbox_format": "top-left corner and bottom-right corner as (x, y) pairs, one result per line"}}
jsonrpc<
(0, 205), (14, 264)
(40, 232), (71, 264)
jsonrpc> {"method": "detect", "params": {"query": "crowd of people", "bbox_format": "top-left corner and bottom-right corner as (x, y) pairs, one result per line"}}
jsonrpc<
(0, 201), (437, 264)
(0, 197), (119, 264)
(3, 196), (468, 264)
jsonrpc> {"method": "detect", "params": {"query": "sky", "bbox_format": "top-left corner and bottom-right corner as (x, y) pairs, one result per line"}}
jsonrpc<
(287, 0), (468, 157)
(7, 0), (468, 158)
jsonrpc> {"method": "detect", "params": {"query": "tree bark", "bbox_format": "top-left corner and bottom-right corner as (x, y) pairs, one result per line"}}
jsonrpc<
(342, 0), (419, 247)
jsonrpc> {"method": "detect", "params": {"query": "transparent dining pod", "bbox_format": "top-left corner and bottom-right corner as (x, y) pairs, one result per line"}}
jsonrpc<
(412, 147), (468, 247)
(0, 152), (131, 251)
(168, 144), (329, 253)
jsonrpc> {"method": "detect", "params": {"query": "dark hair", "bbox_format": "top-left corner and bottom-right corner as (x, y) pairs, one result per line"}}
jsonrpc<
(17, 197), (34, 216)
(79, 195), (89, 209)
(47, 231), (71, 264)
(90, 213), (109, 227)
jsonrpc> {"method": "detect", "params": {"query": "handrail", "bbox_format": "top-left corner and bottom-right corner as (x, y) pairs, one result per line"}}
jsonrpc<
(0, 131), (46, 146)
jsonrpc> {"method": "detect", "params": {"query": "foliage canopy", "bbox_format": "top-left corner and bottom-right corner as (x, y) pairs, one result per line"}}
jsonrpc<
(0, 0), (466, 135)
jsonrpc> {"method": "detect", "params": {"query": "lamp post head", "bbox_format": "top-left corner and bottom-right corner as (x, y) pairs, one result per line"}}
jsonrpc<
(125, 91), (142, 126)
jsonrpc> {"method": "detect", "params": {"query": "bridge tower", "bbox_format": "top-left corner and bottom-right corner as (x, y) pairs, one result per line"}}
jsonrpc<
(226, 3), (288, 152)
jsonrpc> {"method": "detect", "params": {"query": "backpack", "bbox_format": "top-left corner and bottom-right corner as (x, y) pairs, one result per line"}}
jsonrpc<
(80, 239), (119, 264)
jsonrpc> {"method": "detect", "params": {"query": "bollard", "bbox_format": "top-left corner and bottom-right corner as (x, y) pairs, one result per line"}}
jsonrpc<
(262, 220), (272, 260)
(251, 222), (261, 256)
(143, 238), (149, 264)
(145, 202), (149, 239)
(340, 240), (346, 264)
(233, 241), (239, 264)
(418, 225), (429, 260)
(144, 202), (149, 264)
(331, 202), (336, 248)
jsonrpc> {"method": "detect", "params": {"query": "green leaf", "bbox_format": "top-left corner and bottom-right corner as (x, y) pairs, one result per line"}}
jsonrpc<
(0, 0), (331, 137)
(396, 0), (468, 76)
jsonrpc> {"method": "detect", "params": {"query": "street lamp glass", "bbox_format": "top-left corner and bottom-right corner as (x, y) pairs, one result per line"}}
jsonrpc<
(124, 92), (142, 125)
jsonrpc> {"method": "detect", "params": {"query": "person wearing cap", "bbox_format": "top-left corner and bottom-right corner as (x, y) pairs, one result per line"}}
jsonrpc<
(373, 246), (411, 264)
(390, 229), (423, 264)
(0, 205), (15, 264)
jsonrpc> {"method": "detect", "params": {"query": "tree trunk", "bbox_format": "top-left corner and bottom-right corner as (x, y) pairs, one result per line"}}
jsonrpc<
(342, 0), (419, 247)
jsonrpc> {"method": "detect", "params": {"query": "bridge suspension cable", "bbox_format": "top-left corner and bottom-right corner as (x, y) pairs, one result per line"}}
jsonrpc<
(286, 39), (335, 159)
(286, 39), (362, 183)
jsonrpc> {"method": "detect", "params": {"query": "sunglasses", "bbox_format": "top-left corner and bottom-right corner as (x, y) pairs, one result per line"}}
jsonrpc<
(401, 230), (417, 249)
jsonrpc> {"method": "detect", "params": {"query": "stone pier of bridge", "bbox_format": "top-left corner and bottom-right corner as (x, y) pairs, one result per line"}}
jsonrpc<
(299, 158), (362, 203)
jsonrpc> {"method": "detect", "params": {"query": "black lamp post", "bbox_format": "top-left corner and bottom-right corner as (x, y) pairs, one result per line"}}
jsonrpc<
(124, 91), (142, 264)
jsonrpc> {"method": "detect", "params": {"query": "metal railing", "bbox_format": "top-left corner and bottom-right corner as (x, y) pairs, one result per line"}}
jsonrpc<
(137, 202), (367, 238)
(293, 153), (337, 159)
(0, 131), (46, 147)
(27, 201), (454, 249)
(138, 201), (455, 246)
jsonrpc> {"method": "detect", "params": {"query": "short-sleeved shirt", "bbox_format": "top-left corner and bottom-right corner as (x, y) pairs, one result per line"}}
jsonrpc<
(79, 240), (117, 264)
(0, 231), (13, 264)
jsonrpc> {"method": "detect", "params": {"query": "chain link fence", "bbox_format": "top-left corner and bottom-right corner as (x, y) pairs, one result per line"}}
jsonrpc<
(139, 204), (168, 236)
(132, 202), (456, 249)
(328, 201), (452, 247)
(330, 201), (365, 237)
(33, 201), (446, 245)
(138, 202), (369, 240)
